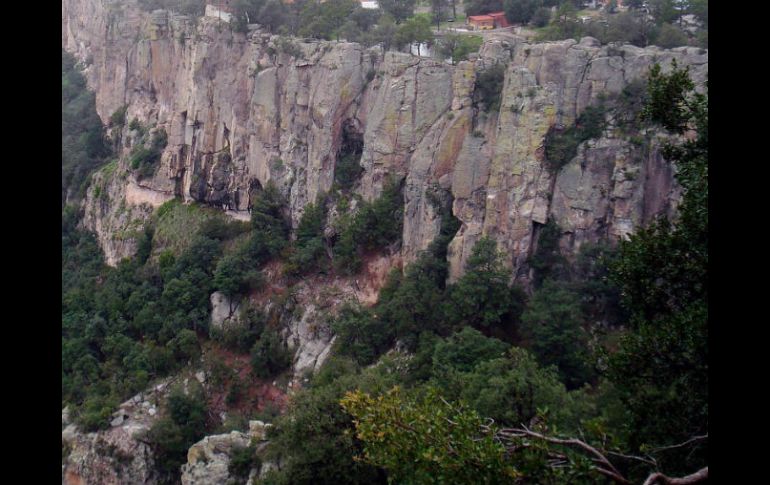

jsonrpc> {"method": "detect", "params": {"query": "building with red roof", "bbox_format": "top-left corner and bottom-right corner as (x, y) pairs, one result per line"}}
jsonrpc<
(467, 11), (510, 30)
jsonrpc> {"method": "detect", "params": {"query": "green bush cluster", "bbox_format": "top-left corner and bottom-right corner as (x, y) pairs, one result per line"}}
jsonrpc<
(228, 444), (262, 482)
(143, 387), (209, 483)
(130, 128), (168, 179)
(285, 198), (329, 276)
(536, 2), (705, 49)
(474, 63), (507, 112)
(333, 177), (404, 274)
(251, 328), (293, 379)
(437, 34), (483, 65)
(543, 104), (607, 173)
(62, 50), (112, 205)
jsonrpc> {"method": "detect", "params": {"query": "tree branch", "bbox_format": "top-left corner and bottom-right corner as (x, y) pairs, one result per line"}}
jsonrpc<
(642, 466), (708, 485)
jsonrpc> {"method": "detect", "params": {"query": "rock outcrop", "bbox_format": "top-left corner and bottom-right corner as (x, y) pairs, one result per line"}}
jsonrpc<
(62, 1), (708, 483)
(181, 421), (270, 485)
(62, 1), (707, 284)
(62, 378), (175, 485)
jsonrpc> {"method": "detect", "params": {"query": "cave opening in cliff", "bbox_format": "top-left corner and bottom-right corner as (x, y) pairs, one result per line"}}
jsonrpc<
(335, 119), (364, 191)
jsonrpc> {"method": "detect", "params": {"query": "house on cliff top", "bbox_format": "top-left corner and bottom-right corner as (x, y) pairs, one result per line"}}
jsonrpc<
(467, 11), (510, 30)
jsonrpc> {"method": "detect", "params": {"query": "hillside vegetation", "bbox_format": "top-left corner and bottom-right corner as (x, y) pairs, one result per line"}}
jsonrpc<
(61, 41), (707, 484)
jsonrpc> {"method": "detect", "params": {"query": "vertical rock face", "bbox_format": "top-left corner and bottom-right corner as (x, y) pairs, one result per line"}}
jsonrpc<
(63, 2), (707, 278)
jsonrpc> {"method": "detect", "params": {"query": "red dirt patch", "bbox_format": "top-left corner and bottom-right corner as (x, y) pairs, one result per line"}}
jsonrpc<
(202, 343), (289, 421)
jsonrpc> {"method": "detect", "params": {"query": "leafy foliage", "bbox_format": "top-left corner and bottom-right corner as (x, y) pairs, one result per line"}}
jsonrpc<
(62, 51), (111, 205)
(334, 177), (404, 274)
(446, 237), (525, 333)
(544, 104), (607, 173)
(437, 34), (483, 64)
(264, 357), (401, 484)
(607, 62), (708, 475)
(251, 328), (292, 378)
(393, 15), (434, 53)
(474, 63), (507, 112)
(144, 387), (210, 483)
(503, 0), (541, 24)
(378, 0), (415, 24)
(229, 444), (261, 482)
(285, 198), (329, 276)
(341, 387), (519, 484)
(248, 182), (290, 264)
(521, 280), (595, 389)
(129, 128), (168, 179)
(464, 0), (503, 16)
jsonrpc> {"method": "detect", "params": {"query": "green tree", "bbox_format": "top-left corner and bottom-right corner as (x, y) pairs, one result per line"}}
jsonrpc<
(144, 387), (209, 482)
(366, 14), (398, 51)
(459, 348), (593, 430)
(431, 326), (509, 375)
(341, 387), (518, 484)
(213, 252), (264, 297)
(251, 328), (292, 378)
(530, 6), (551, 27)
(447, 237), (524, 332)
(378, 0), (415, 24)
(265, 357), (398, 484)
(464, 0), (503, 16)
(474, 63), (506, 112)
(286, 199), (329, 276)
(394, 15), (434, 55)
(503, 0), (541, 25)
(332, 303), (393, 366)
(430, 0), (449, 29)
(521, 280), (594, 389)
(438, 34), (483, 64)
(653, 22), (688, 48)
(61, 50), (112, 205)
(607, 62), (708, 476)
(258, 0), (289, 32)
(248, 182), (290, 264)
(229, 444), (261, 481)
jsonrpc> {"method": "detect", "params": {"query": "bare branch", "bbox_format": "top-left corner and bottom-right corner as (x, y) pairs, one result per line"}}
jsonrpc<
(642, 466), (708, 485)
(648, 434), (708, 455)
(497, 426), (631, 485)
(606, 450), (658, 468)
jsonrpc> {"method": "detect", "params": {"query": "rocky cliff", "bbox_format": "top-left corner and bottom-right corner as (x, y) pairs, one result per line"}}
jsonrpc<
(63, 1), (707, 483)
(62, 0), (707, 280)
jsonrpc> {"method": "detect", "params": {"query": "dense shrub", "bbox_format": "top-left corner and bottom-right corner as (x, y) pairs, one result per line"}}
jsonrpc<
(62, 51), (111, 205)
(248, 183), (290, 264)
(213, 304), (267, 354)
(446, 237), (525, 334)
(144, 387), (209, 483)
(130, 128), (168, 179)
(285, 198), (328, 276)
(331, 304), (393, 366)
(521, 280), (595, 389)
(229, 444), (261, 482)
(251, 328), (292, 378)
(527, 219), (569, 288)
(264, 357), (400, 485)
(543, 104), (606, 173)
(474, 63), (506, 112)
(334, 177), (404, 274)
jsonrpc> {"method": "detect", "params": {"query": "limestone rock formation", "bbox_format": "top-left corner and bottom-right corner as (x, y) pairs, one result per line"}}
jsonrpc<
(61, 378), (175, 485)
(62, 0), (707, 286)
(62, 1), (708, 483)
(180, 421), (271, 485)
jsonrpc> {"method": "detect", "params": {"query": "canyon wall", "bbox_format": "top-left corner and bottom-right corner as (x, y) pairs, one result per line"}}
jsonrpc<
(62, 2), (707, 483)
(63, 0), (707, 282)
